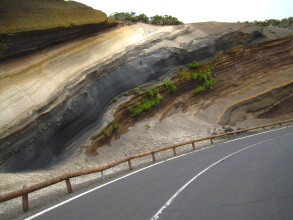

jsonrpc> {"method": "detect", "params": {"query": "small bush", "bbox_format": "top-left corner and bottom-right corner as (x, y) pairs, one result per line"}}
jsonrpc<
(134, 87), (140, 94)
(182, 72), (192, 81)
(103, 128), (112, 137)
(113, 121), (120, 130)
(130, 102), (144, 116)
(128, 92), (163, 117)
(113, 97), (118, 102)
(218, 51), (224, 56)
(154, 95), (163, 105)
(147, 90), (154, 97)
(198, 72), (207, 81)
(145, 124), (151, 129)
(142, 100), (154, 110)
(153, 88), (160, 96)
(191, 72), (198, 80)
(203, 78), (216, 89)
(187, 61), (200, 69)
(164, 80), (177, 92)
(195, 86), (205, 94)
(124, 91), (129, 96)
(131, 107), (143, 116)
(179, 65), (185, 71)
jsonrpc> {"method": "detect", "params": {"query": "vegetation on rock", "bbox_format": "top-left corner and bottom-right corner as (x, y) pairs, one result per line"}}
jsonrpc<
(180, 61), (216, 94)
(110, 12), (183, 25)
(145, 124), (151, 129)
(242, 17), (293, 29)
(134, 87), (140, 94)
(164, 80), (177, 92)
(127, 93), (163, 117)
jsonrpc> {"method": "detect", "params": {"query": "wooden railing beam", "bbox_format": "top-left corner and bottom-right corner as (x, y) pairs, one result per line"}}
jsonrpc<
(0, 119), (292, 209)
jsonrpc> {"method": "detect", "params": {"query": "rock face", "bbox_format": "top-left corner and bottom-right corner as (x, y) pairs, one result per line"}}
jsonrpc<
(0, 7), (292, 172)
(0, 0), (108, 34)
(0, 0), (118, 58)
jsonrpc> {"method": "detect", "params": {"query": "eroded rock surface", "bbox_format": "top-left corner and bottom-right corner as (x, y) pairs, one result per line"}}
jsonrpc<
(0, 0), (119, 58)
(0, 14), (292, 172)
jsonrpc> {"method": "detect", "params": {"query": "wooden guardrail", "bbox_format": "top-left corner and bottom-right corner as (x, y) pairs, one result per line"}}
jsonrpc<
(0, 119), (292, 212)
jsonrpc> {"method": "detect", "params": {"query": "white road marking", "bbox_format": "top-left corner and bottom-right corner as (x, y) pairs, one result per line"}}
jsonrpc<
(150, 132), (290, 220)
(25, 125), (292, 219)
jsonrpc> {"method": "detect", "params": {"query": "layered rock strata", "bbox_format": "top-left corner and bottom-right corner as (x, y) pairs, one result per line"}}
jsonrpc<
(0, 20), (292, 171)
(0, 0), (119, 58)
(85, 34), (293, 154)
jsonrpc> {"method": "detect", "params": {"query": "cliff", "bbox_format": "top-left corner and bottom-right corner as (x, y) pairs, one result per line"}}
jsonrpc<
(0, 2), (292, 172)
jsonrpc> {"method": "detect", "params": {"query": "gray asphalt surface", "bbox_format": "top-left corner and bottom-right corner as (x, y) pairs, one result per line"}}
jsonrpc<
(27, 126), (293, 220)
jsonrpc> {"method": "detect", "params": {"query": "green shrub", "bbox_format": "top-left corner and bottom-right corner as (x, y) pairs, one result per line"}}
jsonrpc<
(142, 100), (154, 110)
(203, 78), (216, 89)
(150, 15), (183, 25)
(130, 102), (143, 116)
(195, 86), (205, 94)
(128, 92), (163, 117)
(164, 80), (177, 92)
(110, 12), (183, 26)
(191, 72), (198, 80)
(124, 91), (129, 96)
(145, 124), (151, 129)
(148, 90), (154, 97)
(198, 72), (207, 81)
(179, 65), (185, 71)
(182, 72), (192, 80)
(154, 95), (163, 105)
(153, 88), (160, 96)
(187, 61), (200, 69)
(113, 97), (118, 102)
(103, 128), (112, 137)
(113, 121), (120, 130)
(131, 107), (143, 116)
(134, 87), (140, 94)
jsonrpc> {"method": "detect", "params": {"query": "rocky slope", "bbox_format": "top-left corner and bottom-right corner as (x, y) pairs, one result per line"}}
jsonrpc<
(0, 2), (292, 173)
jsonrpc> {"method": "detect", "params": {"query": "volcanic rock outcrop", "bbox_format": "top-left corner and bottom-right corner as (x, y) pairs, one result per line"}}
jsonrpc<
(0, 0), (119, 58)
(0, 2), (292, 172)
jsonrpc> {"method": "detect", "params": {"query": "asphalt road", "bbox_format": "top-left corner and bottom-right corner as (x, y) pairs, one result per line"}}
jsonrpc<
(27, 126), (293, 220)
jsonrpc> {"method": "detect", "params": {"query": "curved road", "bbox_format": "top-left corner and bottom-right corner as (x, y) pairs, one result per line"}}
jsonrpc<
(27, 126), (293, 220)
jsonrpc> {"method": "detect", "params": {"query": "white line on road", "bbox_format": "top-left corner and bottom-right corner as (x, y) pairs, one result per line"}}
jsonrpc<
(150, 133), (290, 220)
(25, 126), (292, 219)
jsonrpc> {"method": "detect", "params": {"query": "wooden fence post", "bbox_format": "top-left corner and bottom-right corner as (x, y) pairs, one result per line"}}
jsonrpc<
(101, 171), (105, 181)
(128, 160), (133, 171)
(152, 153), (156, 163)
(173, 147), (177, 156)
(65, 179), (73, 193)
(210, 138), (214, 144)
(22, 186), (29, 212)
(263, 126), (266, 130)
(192, 142), (195, 150)
(228, 134), (231, 140)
